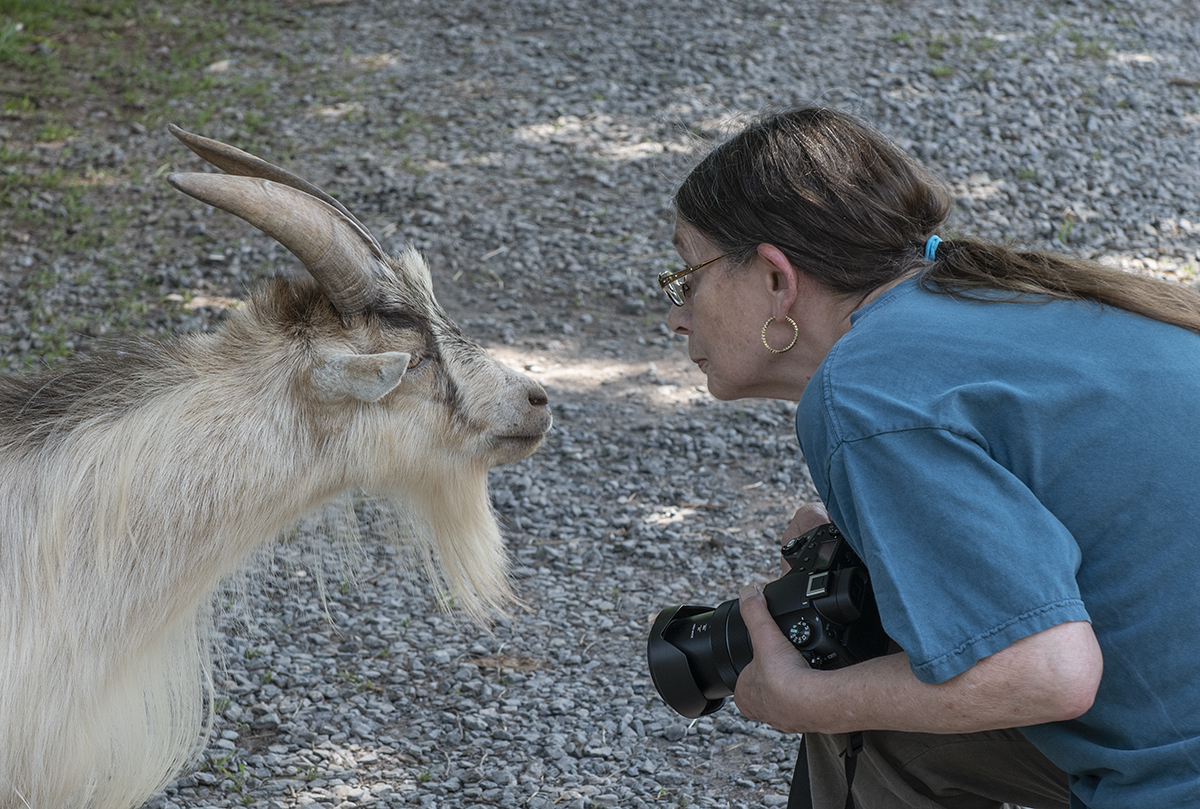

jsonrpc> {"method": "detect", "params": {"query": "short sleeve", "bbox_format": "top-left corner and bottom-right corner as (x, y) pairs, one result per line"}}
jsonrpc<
(821, 427), (1091, 683)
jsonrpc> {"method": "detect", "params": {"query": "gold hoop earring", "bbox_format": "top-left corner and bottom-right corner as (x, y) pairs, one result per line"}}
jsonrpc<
(762, 316), (798, 354)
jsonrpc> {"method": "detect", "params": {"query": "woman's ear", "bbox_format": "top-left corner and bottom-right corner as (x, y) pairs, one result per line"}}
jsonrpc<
(756, 243), (801, 315)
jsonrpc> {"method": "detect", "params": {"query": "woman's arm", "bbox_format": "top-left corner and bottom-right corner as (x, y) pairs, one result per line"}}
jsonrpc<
(733, 586), (1103, 735)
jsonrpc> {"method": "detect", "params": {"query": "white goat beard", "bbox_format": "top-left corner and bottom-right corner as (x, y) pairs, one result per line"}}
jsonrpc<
(403, 465), (515, 624)
(281, 479), (514, 626)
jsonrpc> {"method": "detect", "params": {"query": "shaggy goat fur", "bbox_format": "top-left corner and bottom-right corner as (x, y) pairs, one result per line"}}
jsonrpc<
(0, 131), (550, 809)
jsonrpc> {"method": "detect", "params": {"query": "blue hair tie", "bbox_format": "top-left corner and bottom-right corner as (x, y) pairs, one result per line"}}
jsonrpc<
(924, 234), (942, 262)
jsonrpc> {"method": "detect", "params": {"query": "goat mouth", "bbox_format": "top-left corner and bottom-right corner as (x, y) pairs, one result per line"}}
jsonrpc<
(489, 407), (551, 452)
(493, 433), (547, 445)
(490, 431), (549, 453)
(488, 433), (546, 463)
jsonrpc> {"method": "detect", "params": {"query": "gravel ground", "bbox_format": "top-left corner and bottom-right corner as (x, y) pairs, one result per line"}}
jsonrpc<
(3, 1), (1200, 807)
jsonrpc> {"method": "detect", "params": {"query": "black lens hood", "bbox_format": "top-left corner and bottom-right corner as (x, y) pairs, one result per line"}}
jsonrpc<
(646, 605), (726, 718)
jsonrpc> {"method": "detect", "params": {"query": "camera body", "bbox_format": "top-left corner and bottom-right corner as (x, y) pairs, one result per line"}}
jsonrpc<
(772, 522), (882, 669)
(647, 523), (889, 718)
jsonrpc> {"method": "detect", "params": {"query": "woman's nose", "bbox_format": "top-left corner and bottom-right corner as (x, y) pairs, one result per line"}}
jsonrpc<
(667, 303), (689, 335)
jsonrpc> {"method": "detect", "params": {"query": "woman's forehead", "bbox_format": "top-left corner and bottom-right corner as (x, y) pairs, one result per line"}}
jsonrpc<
(671, 220), (717, 256)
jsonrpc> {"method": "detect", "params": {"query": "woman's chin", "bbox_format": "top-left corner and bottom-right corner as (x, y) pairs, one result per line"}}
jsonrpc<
(705, 379), (742, 401)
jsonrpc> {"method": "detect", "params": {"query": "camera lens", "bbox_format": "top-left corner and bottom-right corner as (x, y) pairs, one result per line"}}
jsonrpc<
(646, 599), (753, 718)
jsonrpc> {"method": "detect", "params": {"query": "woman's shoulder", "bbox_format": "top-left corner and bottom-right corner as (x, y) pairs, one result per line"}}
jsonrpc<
(809, 279), (1200, 446)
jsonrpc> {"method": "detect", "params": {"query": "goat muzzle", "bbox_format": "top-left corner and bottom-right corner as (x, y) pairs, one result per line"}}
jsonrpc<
(489, 378), (551, 460)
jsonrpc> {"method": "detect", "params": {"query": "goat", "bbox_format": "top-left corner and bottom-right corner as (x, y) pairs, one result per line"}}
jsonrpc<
(0, 125), (551, 809)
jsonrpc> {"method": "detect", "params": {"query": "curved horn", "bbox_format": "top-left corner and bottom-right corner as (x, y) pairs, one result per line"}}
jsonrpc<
(166, 123), (388, 263)
(168, 172), (381, 317)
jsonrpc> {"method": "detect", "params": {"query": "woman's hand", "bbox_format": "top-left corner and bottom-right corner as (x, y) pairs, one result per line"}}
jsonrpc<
(781, 503), (832, 572)
(732, 582), (825, 733)
(731, 501), (834, 730)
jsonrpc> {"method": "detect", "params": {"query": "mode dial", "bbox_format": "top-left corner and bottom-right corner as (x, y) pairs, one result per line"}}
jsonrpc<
(787, 618), (813, 647)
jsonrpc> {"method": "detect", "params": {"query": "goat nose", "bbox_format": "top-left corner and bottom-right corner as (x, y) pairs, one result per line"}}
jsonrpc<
(528, 382), (549, 409)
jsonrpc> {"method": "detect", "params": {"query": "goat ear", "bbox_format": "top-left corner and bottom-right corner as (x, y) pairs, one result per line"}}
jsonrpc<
(312, 352), (411, 403)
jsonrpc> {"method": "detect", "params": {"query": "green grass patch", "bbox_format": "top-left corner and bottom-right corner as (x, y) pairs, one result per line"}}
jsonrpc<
(0, 0), (297, 131)
(0, 0), (415, 370)
(36, 122), (75, 143)
(0, 0), (300, 318)
(1068, 31), (1110, 60)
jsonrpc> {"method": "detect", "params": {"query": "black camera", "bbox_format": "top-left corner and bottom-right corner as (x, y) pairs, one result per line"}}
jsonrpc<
(646, 523), (889, 718)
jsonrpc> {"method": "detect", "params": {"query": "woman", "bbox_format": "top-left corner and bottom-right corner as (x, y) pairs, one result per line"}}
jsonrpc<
(661, 107), (1200, 809)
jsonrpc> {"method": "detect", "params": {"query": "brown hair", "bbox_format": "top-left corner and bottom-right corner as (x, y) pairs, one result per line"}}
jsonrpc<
(674, 106), (1200, 334)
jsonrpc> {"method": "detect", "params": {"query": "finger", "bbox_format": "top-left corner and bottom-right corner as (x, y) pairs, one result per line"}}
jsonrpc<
(739, 583), (800, 661)
(783, 503), (831, 544)
(781, 503), (833, 574)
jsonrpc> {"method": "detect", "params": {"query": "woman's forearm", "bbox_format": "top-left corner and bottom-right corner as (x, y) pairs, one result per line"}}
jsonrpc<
(733, 586), (1102, 736)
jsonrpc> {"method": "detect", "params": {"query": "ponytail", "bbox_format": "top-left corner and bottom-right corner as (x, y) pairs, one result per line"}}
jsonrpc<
(925, 238), (1200, 336)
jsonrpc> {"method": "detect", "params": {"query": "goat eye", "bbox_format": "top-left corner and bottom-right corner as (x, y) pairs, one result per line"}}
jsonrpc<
(406, 353), (435, 372)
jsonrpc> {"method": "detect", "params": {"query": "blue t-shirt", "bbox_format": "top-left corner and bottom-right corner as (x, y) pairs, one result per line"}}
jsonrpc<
(797, 278), (1200, 808)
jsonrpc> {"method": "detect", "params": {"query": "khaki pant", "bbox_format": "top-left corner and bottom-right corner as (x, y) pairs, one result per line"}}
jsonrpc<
(802, 730), (1069, 809)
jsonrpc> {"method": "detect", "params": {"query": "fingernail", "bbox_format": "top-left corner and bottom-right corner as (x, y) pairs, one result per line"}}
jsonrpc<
(740, 583), (763, 601)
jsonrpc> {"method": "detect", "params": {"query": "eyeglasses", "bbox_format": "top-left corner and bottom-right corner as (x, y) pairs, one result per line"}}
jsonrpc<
(657, 253), (729, 306)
